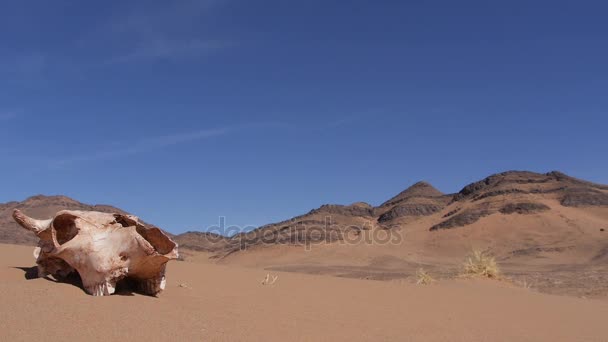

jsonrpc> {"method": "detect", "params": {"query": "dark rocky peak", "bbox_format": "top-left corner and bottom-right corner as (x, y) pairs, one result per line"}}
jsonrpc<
(454, 171), (546, 198)
(546, 171), (608, 190)
(453, 171), (560, 202)
(450, 170), (608, 207)
(380, 181), (444, 208)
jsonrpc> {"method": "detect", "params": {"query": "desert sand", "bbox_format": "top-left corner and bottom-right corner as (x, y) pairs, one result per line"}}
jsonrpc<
(1, 243), (607, 342)
(2, 171), (607, 340)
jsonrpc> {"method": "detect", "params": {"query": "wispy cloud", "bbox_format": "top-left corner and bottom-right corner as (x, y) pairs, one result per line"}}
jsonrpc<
(88, 1), (231, 65)
(0, 111), (20, 121)
(105, 0), (221, 34)
(50, 127), (228, 168)
(106, 38), (229, 64)
(49, 122), (284, 168)
(1, 1), (230, 80)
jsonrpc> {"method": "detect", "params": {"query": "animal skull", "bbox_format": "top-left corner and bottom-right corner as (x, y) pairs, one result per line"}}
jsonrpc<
(13, 209), (179, 296)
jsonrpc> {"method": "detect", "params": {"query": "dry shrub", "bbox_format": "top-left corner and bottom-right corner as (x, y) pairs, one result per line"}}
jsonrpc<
(416, 268), (436, 285)
(462, 249), (500, 278)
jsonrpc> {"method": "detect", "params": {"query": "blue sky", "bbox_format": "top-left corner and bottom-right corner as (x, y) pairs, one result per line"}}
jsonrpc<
(1, 0), (607, 234)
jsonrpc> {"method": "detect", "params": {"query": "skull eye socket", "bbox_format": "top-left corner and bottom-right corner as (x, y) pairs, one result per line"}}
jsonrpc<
(114, 214), (176, 255)
(135, 226), (176, 255)
(52, 214), (80, 245)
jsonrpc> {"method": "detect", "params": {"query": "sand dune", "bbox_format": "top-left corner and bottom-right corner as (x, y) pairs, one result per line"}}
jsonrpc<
(1, 243), (607, 341)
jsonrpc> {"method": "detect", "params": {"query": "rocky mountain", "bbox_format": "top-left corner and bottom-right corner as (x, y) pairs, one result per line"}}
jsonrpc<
(172, 232), (231, 253)
(2, 170), (607, 257)
(0, 195), (164, 245)
(431, 171), (608, 230)
(211, 170), (607, 257)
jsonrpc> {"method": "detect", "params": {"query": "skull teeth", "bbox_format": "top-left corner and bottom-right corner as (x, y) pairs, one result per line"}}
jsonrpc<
(87, 282), (116, 296)
(136, 276), (166, 296)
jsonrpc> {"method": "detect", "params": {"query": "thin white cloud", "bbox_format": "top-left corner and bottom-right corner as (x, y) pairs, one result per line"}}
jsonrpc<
(106, 38), (228, 64)
(87, 1), (231, 65)
(1, 2), (229, 78)
(50, 127), (229, 168)
(0, 111), (19, 121)
(49, 122), (285, 168)
(106, 0), (221, 35)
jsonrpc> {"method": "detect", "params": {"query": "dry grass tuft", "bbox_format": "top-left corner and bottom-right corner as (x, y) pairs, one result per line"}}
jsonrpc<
(261, 273), (279, 286)
(462, 249), (500, 279)
(518, 277), (534, 290)
(416, 268), (436, 285)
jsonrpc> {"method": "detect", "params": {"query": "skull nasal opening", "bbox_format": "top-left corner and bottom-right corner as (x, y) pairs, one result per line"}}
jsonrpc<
(52, 214), (80, 245)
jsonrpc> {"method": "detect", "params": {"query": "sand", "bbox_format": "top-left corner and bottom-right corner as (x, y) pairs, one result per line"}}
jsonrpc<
(1, 244), (607, 341)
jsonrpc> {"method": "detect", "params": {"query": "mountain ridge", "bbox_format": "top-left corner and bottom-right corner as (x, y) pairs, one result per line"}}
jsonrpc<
(1, 170), (607, 255)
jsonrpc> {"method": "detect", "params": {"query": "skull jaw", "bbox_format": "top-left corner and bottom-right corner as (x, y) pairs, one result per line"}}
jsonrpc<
(87, 282), (117, 296)
(36, 257), (75, 279)
(132, 264), (168, 296)
(80, 267), (129, 297)
(82, 269), (168, 296)
(35, 243), (175, 296)
(58, 244), (172, 297)
(35, 249), (122, 297)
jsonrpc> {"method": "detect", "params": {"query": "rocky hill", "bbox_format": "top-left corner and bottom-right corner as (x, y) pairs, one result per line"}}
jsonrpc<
(2, 170), (607, 257)
(210, 170), (608, 258)
(0, 195), (163, 245)
(376, 181), (452, 225)
(172, 232), (231, 253)
(431, 171), (608, 230)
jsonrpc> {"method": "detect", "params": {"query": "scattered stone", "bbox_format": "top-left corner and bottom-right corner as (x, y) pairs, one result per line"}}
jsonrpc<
(430, 208), (492, 231)
(309, 204), (374, 217)
(378, 204), (443, 223)
(442, 208), (462, 218)
(499, 202), (550, 215)
(561, 189), (608, 207)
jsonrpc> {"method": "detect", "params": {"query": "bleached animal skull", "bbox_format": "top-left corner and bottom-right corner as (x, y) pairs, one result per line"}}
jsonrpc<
(13, 209), (179, 296)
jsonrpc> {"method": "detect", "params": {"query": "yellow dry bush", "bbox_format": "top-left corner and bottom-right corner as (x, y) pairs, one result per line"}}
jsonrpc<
(416, 268), (436, 285)
(462, 249), (500, 278)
